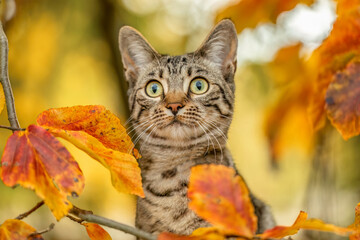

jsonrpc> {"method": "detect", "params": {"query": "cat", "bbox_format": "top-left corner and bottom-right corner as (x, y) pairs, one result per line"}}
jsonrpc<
(118, 19), (276, 237)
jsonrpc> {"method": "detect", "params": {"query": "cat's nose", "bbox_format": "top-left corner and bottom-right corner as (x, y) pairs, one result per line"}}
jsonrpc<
(166, 102), (184, 115)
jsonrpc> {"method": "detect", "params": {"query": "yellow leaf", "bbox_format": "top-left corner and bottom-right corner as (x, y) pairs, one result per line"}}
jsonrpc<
(0, 219), (43, 240)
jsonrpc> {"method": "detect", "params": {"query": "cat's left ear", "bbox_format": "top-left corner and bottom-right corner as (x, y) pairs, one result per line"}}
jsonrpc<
(195, 19), (238, 81)
(119, 26), (160, 86)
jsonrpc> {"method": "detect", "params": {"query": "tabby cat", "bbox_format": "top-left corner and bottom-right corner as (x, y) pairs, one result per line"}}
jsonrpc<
(118, 19), (275, 236)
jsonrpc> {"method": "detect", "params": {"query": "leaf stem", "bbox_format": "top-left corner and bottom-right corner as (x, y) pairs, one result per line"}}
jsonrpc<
(0, 21), (20, 131)
(70, 208), (157, 240)
(15, 201), (44, 220)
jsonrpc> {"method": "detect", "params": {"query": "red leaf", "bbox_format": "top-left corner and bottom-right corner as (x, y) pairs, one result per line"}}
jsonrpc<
(1, 125), (84, 220)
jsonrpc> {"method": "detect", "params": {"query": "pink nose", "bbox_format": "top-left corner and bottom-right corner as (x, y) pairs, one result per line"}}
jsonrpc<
(166, 103), (183, 115)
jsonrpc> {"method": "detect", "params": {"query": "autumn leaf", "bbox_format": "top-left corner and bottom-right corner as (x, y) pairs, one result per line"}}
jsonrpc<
(82, 223), (112, 240)
(0, 125), (84, 220)
(36, 105), (136, 156)
(216, 0), (314, 33)
(0, 219), (43, 240)
(188, 164), (257, 238)
(258, 211), (352, 239)
(36, 105), (144, 197)
(0, 87), (4, 116)
(308, 3), (360, 132)
(262, 44), (314, 161)
(325, 60), (360, 139)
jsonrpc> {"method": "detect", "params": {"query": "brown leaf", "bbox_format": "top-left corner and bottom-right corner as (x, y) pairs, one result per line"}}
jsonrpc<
(215, 0), (314, 33)
(188, 164), (257, 238)
(0, 219), (43, 240)
(326, 60), (360, 139)
(36, 105), (144, 197)
(308, 4), (360, 131)
(82, 223), (112, 240)
(0, 125), (84, 220)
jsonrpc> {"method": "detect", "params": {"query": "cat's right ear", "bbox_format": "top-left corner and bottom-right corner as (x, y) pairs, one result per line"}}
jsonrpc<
(119, 26), (160, 84)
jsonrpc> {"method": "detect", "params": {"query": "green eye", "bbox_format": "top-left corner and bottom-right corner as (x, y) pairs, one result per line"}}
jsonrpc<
(190, 78), (209, 95)
(146, 81), (163, 98)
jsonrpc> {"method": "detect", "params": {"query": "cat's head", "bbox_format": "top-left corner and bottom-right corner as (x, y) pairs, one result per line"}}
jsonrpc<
(119, 19), (237, 144)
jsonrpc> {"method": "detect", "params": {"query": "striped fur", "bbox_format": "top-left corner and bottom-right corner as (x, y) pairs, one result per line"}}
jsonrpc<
(119, 20), (275, 237)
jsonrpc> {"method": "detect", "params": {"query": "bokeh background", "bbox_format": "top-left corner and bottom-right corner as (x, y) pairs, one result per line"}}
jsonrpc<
(0, 0), (359, 239)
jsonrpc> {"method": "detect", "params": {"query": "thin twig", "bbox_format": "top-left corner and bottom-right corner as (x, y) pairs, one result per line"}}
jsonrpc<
(28, 223), (55, 238)
(0, 21), (20, 131)
(0, 124), (25, 131)
(15, 201), (44, 220)
(70, 208), (157, 240)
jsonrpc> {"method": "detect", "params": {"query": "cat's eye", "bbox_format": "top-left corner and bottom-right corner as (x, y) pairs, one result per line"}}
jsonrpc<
(190, 78), (209, 95)
(145, 80), (163, 98)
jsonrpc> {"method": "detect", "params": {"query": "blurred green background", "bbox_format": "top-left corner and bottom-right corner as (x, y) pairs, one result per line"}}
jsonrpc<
(0, 0), (359, 239)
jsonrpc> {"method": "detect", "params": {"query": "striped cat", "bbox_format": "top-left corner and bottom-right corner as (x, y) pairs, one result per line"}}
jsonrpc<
(118, 19), (275, 236)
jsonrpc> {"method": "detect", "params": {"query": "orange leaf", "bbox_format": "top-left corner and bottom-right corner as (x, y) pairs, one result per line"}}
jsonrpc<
(188, 164), (257, 238)
(326, 60), (360, 139)
(0, 219), (43, 240)
(36, 105), (143, 197)
(0, 125), (84, 220)
(308, 4), (360, 131)
(216, 0), (314, 33)
(36, 105), (138, 157)
(258, 211), (352, 239)
(0, 87), (4, 116)
(158, 228), (225, 240)
(82, 223), (112, 240)
(262, 44), (314, 161)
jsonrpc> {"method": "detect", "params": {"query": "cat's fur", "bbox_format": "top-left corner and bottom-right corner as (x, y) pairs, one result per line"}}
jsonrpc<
(119, 19), (275, 236)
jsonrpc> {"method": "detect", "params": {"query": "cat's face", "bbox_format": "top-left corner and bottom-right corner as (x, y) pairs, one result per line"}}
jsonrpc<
(119, 20), (238, 144)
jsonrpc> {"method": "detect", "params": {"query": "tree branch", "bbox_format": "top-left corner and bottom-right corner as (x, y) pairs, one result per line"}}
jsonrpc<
(15, 201), (44, 220)
(70, 208), (157, 240)
(0, 124), (25, 131)
(0, 21), (20, 131)
(28, 223), (55, 237)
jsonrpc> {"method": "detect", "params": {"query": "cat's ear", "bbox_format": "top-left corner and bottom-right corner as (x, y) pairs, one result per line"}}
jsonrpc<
(195, 19), (238, 80)
(119, 26), (160, 83)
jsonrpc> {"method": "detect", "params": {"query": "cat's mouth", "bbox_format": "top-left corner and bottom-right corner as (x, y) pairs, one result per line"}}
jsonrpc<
(164, 118), (188, 128)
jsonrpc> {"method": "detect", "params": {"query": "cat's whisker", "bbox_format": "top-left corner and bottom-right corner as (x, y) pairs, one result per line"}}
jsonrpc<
(126, 119), (153, 137)
(140, 124), (159, 153)
(196, 122), (211, 156)
(124, 115), (134, 127)
(197, 122), (216, 160)
(204, 119), (228, 142)
(128, 123), (155, 154)
(200, 121), (223, 163)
